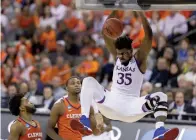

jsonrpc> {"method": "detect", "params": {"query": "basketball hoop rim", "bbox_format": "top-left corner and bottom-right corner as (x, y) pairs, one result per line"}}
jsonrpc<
(76, 0), (196, 10)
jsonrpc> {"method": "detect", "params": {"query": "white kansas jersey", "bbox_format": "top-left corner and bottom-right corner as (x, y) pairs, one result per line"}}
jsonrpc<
(111, 57), (144, 97)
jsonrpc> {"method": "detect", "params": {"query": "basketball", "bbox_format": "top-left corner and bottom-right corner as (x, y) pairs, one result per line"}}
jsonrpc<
(103, 18), (124, 39)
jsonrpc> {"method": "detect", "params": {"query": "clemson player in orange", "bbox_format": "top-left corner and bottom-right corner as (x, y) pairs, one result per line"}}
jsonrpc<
(8, 94), (43, 140)
(47, 77), (102, 140)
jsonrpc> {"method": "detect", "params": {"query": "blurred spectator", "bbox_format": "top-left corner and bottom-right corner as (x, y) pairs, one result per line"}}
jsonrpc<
(177, 74), (193, 89)
(37, 85), (55, 111)
(29, 0), (43, 14)
(31, 33), (44, 55)
(2, 66), (18, 87)
(28, 80), (42, 96)
(167, 63), (181, 88)
(26, 80), (43, 106)
(129, 20), (143, 49)
(167, 91), (174, 105)
(49, 40), (70, 64)
(99, 62), (114, 87)
(1, 83), (18, 108)
(141, 82), (153, 96)
(188, 14), (196, 44)
(39, 6), (57, 29)
(30, 70), (44, 93)
(77, 53), (99, 77)
(184, 61), (196, 86)
(147, 11), (164, 36)
(15, 44), (34, 69)
(19, 82), (29, 95)
(4, 58), (15, 69)
(40, 57), (53, 84)
(8, 83), (18, 96)
(181, 56), (195, 73)
(162, 11), (188, 38)
(20, 58), (35, 81)
(40, 25), (57, 52)
(16, 34), (32, 53)
(163, 47), (176, 65)
(187, 47), (195, 58)
(17, 6), (34, 38)
(64, 4), (85, 32)
(150, 57), (169, 87)
(93, 11), (105, 33)
(81, 37), (104, 59)
(4, 45), (17, 65)
(2, 0), (15, 20)
(177, 39), (190, 63)
(1, 10), (9, 30)
(52, 56), (71, 85)
(64, 32), (80, 56)
(50, 0), (67, 21)
(189, 86), (196, 110)
(52, 76), (67, 101)
(56, 21), (68, 40)
(56, 40), (66, 56)
(169, 91), (195, 120)
(155, 35), (168, 59)
(4, 19), (19, 41)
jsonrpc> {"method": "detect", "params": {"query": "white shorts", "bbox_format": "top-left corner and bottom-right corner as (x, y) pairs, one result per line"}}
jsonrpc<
(83, 132), (111, 140)
(97, 90), (152, 123)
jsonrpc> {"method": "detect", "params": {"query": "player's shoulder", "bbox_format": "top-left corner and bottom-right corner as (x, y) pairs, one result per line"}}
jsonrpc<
(54, 96), (67, 105)
(10, 120), (24, 132)
(52, 96), (66, 115)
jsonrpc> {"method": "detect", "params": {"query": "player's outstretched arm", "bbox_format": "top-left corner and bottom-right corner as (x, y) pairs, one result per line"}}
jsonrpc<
(8, 122), (22, 140)
(102, 10), (118, 59)
(46, 102), (64, 140)
(135, 11), (153, 73)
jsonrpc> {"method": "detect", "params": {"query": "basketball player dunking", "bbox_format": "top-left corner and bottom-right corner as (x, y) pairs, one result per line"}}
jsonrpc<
(46, 77), (105, 140)
(71, 11), (179, 140)
(8, 94), (43, 140)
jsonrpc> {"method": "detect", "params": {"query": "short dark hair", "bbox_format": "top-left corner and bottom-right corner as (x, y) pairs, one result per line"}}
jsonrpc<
(44, 84), (53, 90)
(30, 70), (40, 77)
(8, 82), (18, 88)
(115, 35), (133, 50)
(66, 76), (81, 86)
(9, 94), (24, 116)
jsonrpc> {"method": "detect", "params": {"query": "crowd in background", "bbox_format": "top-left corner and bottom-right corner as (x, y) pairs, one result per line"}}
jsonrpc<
(1, 0), (196, 120)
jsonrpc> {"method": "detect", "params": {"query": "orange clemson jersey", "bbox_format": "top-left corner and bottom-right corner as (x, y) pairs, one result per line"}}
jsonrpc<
(58, 97), (82, 140)
(17, 117), (43, 140)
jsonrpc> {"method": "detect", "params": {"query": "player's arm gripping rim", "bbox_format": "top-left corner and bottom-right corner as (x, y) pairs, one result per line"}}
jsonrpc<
(102, 10), (119, 59)
(134, 11), (153, 73)
(8, 122), (23, 140)
(46, 102), (64, 140)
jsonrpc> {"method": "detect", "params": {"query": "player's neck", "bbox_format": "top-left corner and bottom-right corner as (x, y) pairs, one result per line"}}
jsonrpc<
(68, 93), (80, 103)
(20, 113), (32, 122)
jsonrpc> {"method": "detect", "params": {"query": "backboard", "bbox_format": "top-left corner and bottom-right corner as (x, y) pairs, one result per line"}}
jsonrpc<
(76, 0), (196, 10)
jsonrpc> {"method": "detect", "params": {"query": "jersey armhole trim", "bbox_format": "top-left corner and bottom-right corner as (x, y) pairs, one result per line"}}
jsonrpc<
(18, 117), (38, 128)
(97, 96), (105, 104)
(133, 55), (145, 74)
